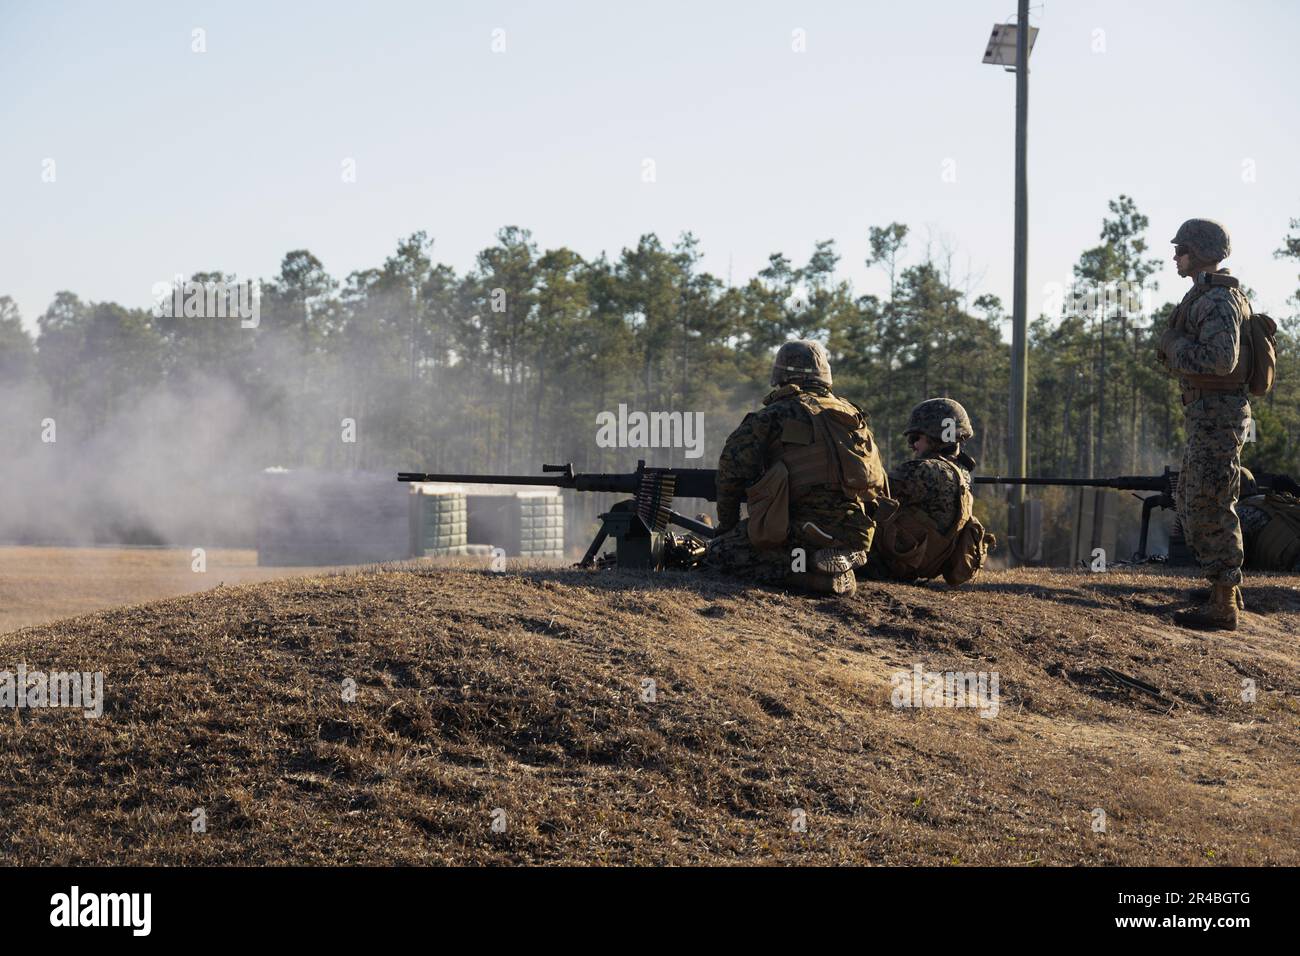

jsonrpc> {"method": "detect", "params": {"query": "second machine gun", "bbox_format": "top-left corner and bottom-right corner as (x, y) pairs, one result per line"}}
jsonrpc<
(974, 466), (1300, 561)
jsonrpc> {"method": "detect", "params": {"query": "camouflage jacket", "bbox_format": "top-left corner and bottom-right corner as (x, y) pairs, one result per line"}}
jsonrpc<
(889, 452), (971, 536)
(1161, 269), (1249, 390)
(715, 383), (878, 537)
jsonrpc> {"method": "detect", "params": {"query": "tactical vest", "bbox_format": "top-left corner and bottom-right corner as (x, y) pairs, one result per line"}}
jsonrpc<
(744, 390), (886, 550)
(1244, 492), (1300, 571)
(1171, 273), (1277, 397)
(872, 457), (990, 584)
(773, 392), (887, 503)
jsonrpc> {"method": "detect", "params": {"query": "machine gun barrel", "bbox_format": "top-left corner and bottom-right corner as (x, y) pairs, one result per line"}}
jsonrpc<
(398, 461), (1296, 569)
(976, 470), (1178, 561)
(974, 475), (1168, 491)
(397, 472), (576, 487)
(398, 461), (722, 500)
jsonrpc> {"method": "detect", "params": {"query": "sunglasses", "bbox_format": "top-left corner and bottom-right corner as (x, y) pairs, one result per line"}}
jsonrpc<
(1175, 244), (1192, 257)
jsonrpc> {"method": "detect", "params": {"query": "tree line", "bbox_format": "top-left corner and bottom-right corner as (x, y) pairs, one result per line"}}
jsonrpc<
(1, 197), (1297, 555)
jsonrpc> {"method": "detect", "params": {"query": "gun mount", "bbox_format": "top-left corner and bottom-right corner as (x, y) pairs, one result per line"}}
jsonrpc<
(398, 460), (725, 570)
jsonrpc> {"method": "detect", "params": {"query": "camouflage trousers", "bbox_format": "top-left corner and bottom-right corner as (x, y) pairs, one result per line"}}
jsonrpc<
(703, 519), (794, 584)
(705, 492), (877, 587)
(1176, 393), (1250, 585)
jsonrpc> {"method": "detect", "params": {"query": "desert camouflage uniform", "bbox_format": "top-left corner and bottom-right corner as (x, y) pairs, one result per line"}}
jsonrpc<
(705, 382), (880, 583)
(1162, 270), (1251, 585)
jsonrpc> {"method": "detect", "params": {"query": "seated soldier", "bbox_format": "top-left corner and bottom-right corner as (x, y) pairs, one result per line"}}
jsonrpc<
(861, 397), (990, 585)
(1237, 467), (1300, 573)
(704, 340), (889, 596)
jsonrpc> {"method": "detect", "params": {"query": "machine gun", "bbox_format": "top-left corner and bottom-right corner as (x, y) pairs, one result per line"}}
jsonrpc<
(397, 461), (727, 570)
(974, 468), (1179, 560)
(974, 467), (1300, 560)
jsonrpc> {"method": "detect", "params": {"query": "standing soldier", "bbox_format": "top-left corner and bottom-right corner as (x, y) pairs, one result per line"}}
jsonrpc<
(862, 398), (991, 585)
(1157, 219), (1252, 629)
(704, 340), (889, 596)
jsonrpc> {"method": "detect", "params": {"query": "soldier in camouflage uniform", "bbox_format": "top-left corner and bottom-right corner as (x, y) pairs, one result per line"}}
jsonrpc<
(862, 398), (978, 582)
(1156, 218), (1252, 630)
(1235, 468), (1300, 572)
(704, 340), (888, 596)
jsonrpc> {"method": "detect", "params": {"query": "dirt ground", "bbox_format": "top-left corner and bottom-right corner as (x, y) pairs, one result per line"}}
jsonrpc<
(0, 562), (1296, 865)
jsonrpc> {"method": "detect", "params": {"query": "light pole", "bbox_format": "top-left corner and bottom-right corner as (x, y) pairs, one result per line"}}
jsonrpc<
(983, 2), (1038, 562)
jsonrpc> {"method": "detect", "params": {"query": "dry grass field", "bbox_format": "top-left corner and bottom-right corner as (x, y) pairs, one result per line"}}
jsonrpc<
(0, 560), (1296, 865)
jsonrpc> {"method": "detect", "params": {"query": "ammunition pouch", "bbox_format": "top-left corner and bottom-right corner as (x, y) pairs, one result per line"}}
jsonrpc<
(745, 460), (790, 549)
(942, 516), (993, 586)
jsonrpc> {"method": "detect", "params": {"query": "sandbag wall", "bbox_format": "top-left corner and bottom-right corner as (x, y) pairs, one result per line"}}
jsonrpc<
(408, 485), (470, 556)
(409, 483), (564, 559)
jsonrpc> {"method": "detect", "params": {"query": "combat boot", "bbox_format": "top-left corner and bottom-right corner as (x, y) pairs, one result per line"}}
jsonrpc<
(1174, 584), (1239, 631)
(813, 547), (869, 574)
(1188, 584), (1245, 610)
(786, 569), (857, 597)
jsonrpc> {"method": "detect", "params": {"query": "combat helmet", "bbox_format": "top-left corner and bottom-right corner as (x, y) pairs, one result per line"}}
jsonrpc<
(904, 397), (973, 445)
(771, 339), (832, 388)
(1171, 219), (1231, 263)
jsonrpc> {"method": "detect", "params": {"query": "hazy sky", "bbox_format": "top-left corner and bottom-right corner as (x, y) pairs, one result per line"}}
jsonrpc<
(3, 0), (1298, 335)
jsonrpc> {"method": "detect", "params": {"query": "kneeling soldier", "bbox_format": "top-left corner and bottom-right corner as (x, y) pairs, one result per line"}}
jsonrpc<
(705, 340), (889, 596)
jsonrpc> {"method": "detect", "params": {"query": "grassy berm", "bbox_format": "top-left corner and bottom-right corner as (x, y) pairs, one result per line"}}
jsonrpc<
(2, 564), (1297, 865)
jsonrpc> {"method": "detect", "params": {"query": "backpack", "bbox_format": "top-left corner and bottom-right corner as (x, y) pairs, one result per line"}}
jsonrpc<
(745, 392), (886, 552)
(1241, 310), (1277, 397)
(942, 513), (993, 586)
(1177, 276), (1276, 397)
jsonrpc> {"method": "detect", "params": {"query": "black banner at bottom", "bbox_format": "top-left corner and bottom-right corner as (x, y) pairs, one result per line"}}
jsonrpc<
(0, 865), (1287, 941)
